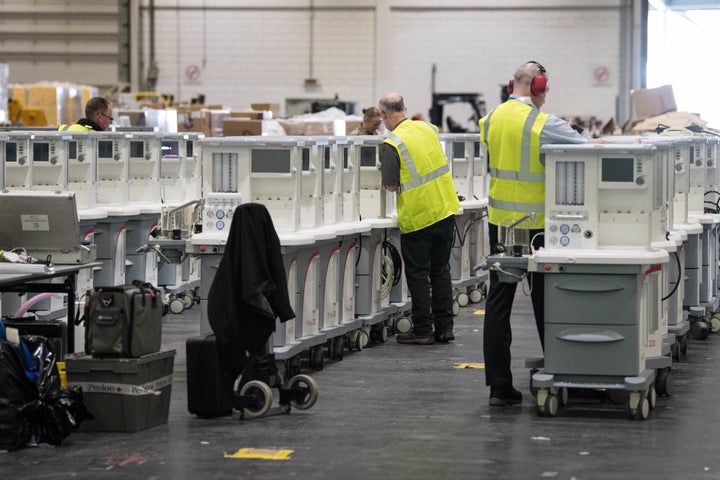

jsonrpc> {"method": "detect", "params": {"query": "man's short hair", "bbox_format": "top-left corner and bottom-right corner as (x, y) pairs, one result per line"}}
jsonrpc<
(379, 94), (405, 113)
(85, 97), (111, 118)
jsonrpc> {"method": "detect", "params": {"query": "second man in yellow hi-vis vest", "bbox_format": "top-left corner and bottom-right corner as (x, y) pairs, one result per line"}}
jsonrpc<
(378, 92), (461, 345)
(58, 97), (114, 132)
(479, 60), (595, 407)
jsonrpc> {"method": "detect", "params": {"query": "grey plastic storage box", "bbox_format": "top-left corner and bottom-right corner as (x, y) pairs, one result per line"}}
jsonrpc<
(65, 349), (176, 432)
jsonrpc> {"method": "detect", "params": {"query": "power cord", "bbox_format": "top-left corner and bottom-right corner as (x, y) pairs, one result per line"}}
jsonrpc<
(380, 240), (402, 299)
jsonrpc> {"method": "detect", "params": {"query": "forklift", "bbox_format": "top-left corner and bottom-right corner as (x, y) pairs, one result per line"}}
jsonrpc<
(428, 64), (485, 133)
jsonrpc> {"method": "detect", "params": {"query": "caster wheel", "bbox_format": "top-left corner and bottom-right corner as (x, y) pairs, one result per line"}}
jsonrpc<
(309, 346), (324, 370)
(544, 394), (559, 417)
(372, 325), (388, 343)
(456, 292), (469, 308)
(326, 338), (335, 360)
(655, 368), (673, 397)
(680, 336), (688, 356)
(553, 387), (569, 407)
(347, 330), (367, 351)
(162, 303), (170, 316)
(711, 315), (720, 333)
(239, 380), (273, 419)
(469, 288), (483, 303)
(346, 331), (359, 351)
(181, 292), (194, 309)
(331, 336), (344, 360)
(287, 374), (319, 410)
(395, 317), (412, 334)
(169, 297), (185, 314)
(535, 389), (558, 417)
(646, 386), (657, 409)
(452, 301), (460, 316)
(628, 391), (650, 420)
(698, 321), (710, 340)
(356, 329), (369, 350)
(671, 342), (680, 362)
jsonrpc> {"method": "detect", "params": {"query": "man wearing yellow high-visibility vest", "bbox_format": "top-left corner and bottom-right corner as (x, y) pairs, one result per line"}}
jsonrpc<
(58, 97), (114, 132)
(378, 92), (461, 345)
(480, 61), (594, 407)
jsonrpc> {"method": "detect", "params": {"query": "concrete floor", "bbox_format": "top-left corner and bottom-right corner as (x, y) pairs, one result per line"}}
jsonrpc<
(3, 288), (720, 479)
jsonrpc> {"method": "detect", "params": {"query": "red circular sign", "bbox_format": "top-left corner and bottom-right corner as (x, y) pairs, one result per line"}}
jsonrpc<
(185, 65), (201, 82)
(594, 66), (610, 84)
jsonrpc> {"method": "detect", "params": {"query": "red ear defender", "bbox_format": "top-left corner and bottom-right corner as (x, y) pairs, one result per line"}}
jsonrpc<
(507, 79), (514, 95)
(530, 75), (548, 96)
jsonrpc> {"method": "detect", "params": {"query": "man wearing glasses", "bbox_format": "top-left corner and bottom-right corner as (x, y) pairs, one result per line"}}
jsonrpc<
(58, 97), (114, 132)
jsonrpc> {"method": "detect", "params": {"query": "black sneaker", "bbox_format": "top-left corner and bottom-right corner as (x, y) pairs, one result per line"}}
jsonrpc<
(396, 332), (435, 345)
(433, 331), (455, 343)
(489, 386), (523, 406)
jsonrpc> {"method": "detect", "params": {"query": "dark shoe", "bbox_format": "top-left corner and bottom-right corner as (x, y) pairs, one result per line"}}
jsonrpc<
(396, 332), (435, 345)
(433, 331), (455, 343)
(489, 386), (523, 406)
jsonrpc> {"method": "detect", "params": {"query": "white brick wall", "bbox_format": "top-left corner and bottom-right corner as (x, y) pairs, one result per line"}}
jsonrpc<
(149, 1), (625, 125)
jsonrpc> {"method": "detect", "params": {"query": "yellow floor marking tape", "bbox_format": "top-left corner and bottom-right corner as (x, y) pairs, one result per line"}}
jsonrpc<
(224, 448), (294, 460)
(474, 309), (485, 315)
(454, 363), (485, 369)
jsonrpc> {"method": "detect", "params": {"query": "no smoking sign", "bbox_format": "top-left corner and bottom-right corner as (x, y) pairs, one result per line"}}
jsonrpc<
(185, 64), (202, 84)
(593, 65), (610, 85)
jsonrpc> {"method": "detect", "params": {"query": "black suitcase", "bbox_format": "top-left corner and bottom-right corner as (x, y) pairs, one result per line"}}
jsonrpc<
(186, 334), (233, 417)
(2, 317), (67, 360)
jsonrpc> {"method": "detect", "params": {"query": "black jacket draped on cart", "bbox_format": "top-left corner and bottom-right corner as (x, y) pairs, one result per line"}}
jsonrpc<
(207, 203), (295, 356)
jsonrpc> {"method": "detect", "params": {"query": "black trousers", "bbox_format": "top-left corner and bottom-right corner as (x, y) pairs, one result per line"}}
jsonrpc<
(400, 215), (455, 337)
(483, 223), (544, 388)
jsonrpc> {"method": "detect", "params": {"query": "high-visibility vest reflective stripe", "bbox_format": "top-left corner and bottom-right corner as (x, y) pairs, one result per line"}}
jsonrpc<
(58, 124), (93, 132)
(384, 120), (460, 234)
(479, 100), (548, 227)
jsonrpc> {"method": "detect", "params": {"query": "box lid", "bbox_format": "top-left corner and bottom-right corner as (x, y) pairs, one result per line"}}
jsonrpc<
(65, 349), (176, 374)
(0, 192), (82, 263)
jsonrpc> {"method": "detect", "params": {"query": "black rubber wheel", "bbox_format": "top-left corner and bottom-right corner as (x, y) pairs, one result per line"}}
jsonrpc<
(332, 336), (344, 360)
(287, 374), (319, 410)
(239, 380), (273, 418)
(671, 342), (680, 362)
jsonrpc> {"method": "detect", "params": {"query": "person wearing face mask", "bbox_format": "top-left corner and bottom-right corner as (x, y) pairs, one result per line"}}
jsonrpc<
(479, 60), (595, 407)
(58, 97), (114, 132)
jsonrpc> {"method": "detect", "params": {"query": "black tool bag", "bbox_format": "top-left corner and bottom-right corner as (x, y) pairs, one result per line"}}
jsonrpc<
(84, 280), (162, 358)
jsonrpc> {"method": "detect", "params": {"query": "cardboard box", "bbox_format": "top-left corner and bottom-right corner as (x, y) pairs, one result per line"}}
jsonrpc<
(631, 84), (677, 120)
(278, 119), (306, 136)
(223, 118), (263, 136)
(207, 109), (230, 137)
(65, 349), (176, 432)
(304, 120), (334, 135)
(117, 109), (149, 127)
(628, 111), (708, 134)
(177, 108), (210, 136)
(251, 102), (280, 116)
(230, 110), (264, 119)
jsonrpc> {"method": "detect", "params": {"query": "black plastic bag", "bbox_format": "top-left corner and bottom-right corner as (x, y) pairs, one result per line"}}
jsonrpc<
(0, 331), (92, 451)
(0, 339), (37, 451)
(32, 386), (92, 446)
